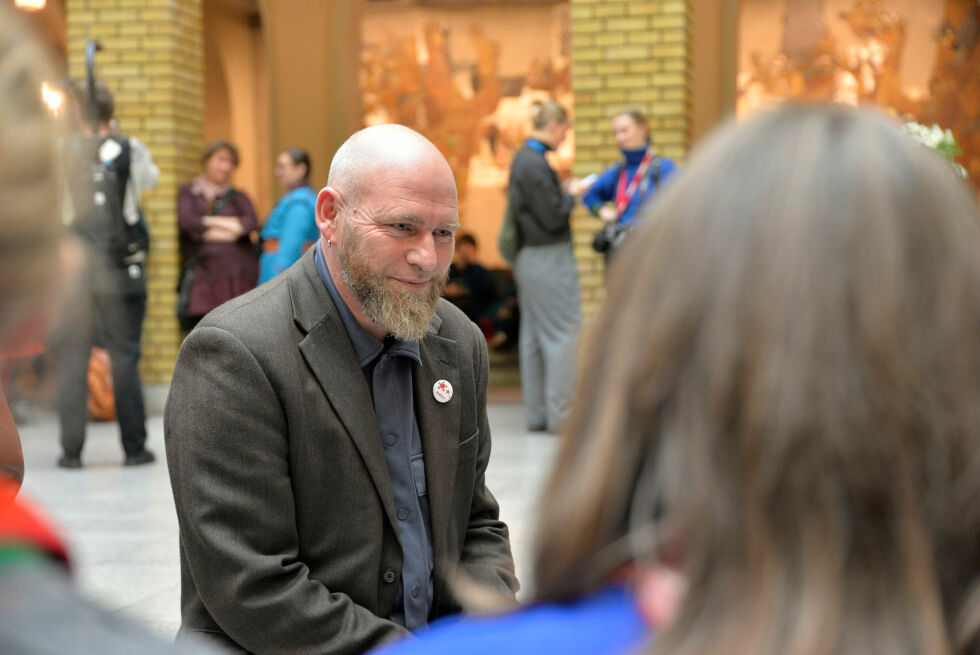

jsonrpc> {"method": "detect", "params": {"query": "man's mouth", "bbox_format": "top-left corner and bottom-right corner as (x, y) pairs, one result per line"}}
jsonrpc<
(392, 277), (431, 291)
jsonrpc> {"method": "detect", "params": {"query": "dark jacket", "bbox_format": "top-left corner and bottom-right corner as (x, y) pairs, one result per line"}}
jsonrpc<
(176, 182), (259, 318)
(164, 248), (518, 655)
(507, 144), (575, 248)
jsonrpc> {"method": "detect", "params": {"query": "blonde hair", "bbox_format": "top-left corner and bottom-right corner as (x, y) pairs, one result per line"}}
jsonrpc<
(0, 5), (61, 345)
(534, 104), (980, 655)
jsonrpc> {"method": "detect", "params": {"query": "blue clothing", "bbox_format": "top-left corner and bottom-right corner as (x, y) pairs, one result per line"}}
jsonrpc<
(314, 246), (435, 630)
(258, 185), (317, 284)
(525, 138), (550, 154)
(582, 146), (676, 227)
(371, 585), (649, 655)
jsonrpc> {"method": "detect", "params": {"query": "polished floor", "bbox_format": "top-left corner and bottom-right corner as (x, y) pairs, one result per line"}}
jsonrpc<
(16, 399), (558, 641)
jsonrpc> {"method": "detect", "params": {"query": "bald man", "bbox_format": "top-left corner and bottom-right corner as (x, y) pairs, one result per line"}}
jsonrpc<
(165, 125), (518, 654)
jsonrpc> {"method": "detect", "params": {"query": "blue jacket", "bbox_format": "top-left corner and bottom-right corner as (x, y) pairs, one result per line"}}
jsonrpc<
(258, 185), (318, 284)
(370, 585), (649, 655)
(582, 146), (676, 227)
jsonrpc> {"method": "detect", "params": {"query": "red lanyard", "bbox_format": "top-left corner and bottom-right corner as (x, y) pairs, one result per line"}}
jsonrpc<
(614, 150), (654, 216)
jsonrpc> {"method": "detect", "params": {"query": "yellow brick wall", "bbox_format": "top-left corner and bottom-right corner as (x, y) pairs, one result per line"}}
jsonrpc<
(570, 0), (692, 319)
(67, 0), (203, 384)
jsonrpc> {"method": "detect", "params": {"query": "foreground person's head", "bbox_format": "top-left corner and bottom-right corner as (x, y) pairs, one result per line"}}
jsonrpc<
(535, 104), (980, 654)
(0, 5), (61, 348)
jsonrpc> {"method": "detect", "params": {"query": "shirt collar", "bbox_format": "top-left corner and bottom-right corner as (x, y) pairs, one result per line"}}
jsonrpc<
(314, 244), (422, 368)
(526, 138), (551, 153)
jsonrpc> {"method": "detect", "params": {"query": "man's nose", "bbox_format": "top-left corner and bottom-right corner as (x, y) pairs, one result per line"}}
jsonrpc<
(407, 233), (438, 272)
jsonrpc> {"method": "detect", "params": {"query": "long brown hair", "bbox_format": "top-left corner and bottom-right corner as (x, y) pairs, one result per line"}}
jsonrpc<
(534, 104), (980, 655)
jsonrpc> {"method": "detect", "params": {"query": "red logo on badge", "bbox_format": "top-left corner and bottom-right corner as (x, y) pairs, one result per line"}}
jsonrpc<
(433, 380), (453, 403)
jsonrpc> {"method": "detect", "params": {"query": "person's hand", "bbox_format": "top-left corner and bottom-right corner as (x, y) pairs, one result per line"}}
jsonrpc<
(562, 176), (584, 196)
(202, 227), (240, 242)
(202, 216), (245, 242)
(598, 206), (619, 224)
(202, 215), (244, 233)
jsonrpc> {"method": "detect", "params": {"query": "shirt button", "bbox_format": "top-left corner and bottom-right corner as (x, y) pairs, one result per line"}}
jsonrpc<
(385, 434), (397, 446)
(411, 585), (420, 599)
(397, 508), (409, 521)
(382, 569), (397, 584)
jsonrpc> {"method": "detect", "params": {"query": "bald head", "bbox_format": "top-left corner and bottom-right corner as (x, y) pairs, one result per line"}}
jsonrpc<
(315, 123), (460, 341)
(327, 124), (455, 207)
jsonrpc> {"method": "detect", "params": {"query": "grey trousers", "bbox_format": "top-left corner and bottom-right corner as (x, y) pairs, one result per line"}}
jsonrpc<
(513, 242), (582, 431)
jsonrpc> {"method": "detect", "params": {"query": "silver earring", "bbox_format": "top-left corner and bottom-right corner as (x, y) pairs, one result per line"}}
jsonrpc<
(326, 239), (332, 248)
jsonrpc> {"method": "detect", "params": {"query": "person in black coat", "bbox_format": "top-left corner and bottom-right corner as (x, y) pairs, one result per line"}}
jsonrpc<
(506, 100), (583, 432)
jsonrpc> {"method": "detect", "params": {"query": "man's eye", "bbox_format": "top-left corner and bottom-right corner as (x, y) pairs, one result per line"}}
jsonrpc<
(434, 230), (452, 239)
(392, 224), (410, 231)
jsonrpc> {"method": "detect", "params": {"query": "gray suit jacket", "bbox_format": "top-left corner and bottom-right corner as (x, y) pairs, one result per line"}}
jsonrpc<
(164, 249), (518, 654)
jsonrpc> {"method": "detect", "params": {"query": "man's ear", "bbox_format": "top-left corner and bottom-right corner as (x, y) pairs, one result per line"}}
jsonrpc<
(315, 187), (341, 242)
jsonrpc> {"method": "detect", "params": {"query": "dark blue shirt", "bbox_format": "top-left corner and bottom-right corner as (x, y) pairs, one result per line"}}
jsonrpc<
(315, 244), (435, 630)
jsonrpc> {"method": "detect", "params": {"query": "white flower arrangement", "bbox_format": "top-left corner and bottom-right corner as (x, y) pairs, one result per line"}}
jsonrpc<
(903, 122), (968, 178)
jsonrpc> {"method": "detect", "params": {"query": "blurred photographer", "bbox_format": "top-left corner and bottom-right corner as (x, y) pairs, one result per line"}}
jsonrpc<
(52, 77), (159, 469)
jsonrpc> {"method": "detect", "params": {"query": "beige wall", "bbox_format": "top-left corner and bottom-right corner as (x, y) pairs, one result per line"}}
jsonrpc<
(260, 0), (363, 197)
(203, 1), (270, 216)
(691, 0), (736, 144)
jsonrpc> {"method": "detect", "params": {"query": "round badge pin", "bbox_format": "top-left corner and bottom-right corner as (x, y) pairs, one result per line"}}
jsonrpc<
(433, 380), (453, 403)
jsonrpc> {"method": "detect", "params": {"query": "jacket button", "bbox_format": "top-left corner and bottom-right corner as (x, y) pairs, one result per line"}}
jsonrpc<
(382, 569), (397, 584)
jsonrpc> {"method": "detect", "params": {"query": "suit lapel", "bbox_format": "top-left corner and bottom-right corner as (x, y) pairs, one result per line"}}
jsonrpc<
(414, 330), (460, 566)
(290, 250), (399, 535)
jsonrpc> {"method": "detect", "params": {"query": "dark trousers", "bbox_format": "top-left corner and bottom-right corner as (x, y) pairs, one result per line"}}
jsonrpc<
(54, 284), (147, 458)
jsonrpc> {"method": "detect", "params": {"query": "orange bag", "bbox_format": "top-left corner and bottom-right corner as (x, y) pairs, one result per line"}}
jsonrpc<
(86, 348), (115, 421)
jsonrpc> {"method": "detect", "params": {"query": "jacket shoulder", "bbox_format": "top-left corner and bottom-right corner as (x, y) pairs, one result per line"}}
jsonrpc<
(511, 147), (540, 167)
(231, 188), (254, 204)
(434, 299), (480, 343)
(177, 181), (195, 197)
(509, 148), (549, 186)
(197, 275), (293, 340)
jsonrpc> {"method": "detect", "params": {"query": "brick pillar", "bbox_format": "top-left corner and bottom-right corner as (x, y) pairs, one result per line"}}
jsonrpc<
(570, 0), (692, 319)
(66, 0), (203, 384)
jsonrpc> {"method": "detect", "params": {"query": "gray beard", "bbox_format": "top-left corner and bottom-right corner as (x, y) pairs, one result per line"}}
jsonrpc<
(339, 224), (447, 341)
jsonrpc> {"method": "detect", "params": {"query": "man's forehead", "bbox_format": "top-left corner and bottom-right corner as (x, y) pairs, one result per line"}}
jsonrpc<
(358, 162), (457, 202)
(378, 154), (453, 181)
